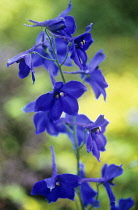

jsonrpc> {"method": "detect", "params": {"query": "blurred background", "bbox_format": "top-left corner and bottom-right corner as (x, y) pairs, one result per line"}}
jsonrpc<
(0, 0), (138, 209)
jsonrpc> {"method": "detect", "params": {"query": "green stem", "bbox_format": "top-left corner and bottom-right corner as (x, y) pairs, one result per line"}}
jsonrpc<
(73, 117), (85, 210)
(31, 51), (56, 61)
(60, 43), (70, 66)
(45, 29), (66, 83)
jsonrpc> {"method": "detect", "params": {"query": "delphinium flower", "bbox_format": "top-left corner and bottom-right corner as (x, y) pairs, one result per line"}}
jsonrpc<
(79, 163), (99, 208)
(80, 164), (124, 208)
(7, 43), (43, 83)
(31, 146), (80, 202)
(24, 0), (76, 37)
(111, 197), (134, 210)
(23, 101), (66, 135)
(86, 114), (109, 161)
(64, 49), (108, 100)
(69, 23), (94, 69)
(34, 80), (87, 120)
(61, 114), (109, 161)
(81, 49), (108, 100)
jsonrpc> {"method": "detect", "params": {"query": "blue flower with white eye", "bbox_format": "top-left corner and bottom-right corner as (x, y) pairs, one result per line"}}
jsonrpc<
(24, 0), (76, 37)
(69, 23), (94, 69)
(31, 146), (80, 203)
(60, 114), (109, 161)
(34, 81), (87, 120)
(86, 115), (109, 161)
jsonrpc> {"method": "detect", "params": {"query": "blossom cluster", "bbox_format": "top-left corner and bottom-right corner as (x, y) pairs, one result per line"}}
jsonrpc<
(7, 1), (134, 209)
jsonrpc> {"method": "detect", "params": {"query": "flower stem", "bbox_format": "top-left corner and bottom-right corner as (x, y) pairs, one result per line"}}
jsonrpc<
(31, 51), (56, 61)
(45, 29), (66, 83)
(73, 117), (85, 210)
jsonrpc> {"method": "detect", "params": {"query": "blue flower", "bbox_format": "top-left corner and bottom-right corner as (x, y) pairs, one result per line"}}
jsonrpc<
(63, 49), (108, 100)
(101, 164), (123, 206)
(82, 49), (108, 100)
(61, 114), (109, 161)
(79, 163), (99, 208)
(80, 164), (123, 208)
(24, 0), (76, 37)
(70, 24), (94, 69)
(86, 115), (109, 161)
(23, 101), (66, 135)
(31, 146), (80, 202)
(7, 44), (42, 83)
(34, 81), (87, 120)
(111, 197), (134, 210)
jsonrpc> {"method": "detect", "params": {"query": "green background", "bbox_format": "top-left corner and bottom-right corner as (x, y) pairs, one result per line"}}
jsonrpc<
(0, 0), (137, 209)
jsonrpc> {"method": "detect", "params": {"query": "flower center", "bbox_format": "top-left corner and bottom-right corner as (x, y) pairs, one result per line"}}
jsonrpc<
(55, 92), (65, 99)
(91, 127), (101, 134)
(80, 39), (86, 46)
(56, 182), (60, 186)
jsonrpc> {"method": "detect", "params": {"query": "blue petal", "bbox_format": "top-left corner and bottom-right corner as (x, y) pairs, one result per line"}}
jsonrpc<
(95, 134), (107, 151)
(85, 69), (108, 100)
(90, 115), (109, 131)
(22, 101), (36, 113)
(119, 197), (134, 210)
(57, 174), (79, 187)
(18, 59), (30, 79)
(89, 49), (105, 72)
(58, 0), (72, 18)
(31, 180), (49, 197)
(54, 81), (64, 91)
(86, 133), (93, 153)
(33, 112), (48, 134)
(50, 99), (63, 120)
(7, 52), (27, 66)
(86, 23), (93, 32)
(101, 164), (123, 182)
(64, 16), (76, 36)
(62, 81), (87, 98)
(103, 183), (116, 203)
(70, 47), (83, 69)
(91, 139), (100, 161)
(77, 49), (88, 67)
(60, 95), (78, 115)
(80, 182), (99, 207)
(35, 92), (54, 112)
(46, 18), (66, 33)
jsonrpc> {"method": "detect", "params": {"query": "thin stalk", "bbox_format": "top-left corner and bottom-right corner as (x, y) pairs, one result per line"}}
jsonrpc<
(60, 43), (70, 66)
(31, 51), (56, 61)
(88, 183), (100, 210)
(45, 29), (66, 83)
(73, 117), (85, 210)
